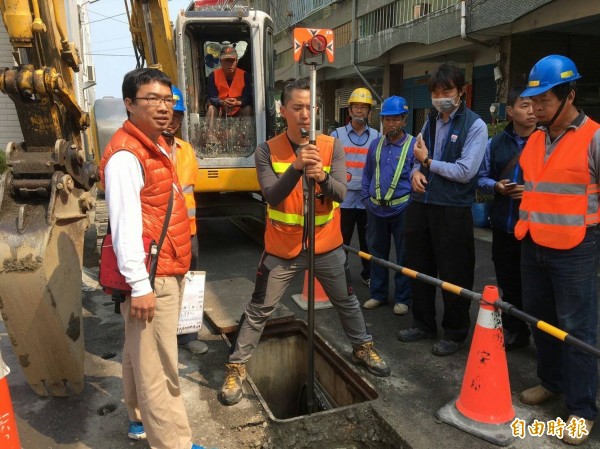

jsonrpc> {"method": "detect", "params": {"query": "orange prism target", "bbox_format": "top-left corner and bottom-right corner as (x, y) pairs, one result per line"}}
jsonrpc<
(293, 28), (334, 62)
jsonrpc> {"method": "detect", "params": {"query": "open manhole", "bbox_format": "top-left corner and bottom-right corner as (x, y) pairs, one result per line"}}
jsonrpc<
(236, 319), (378, 420)
(231, 320), (407, 448)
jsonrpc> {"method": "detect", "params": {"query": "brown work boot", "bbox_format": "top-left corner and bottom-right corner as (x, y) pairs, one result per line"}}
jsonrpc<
(352, 341), (391, 377)
(220, 363), (246, 405)
(562, 416), (594, 446)
(519, 384), (561, 405)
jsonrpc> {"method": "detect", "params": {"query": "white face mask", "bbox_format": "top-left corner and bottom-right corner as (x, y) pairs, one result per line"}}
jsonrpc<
(432, 95), (460, 113)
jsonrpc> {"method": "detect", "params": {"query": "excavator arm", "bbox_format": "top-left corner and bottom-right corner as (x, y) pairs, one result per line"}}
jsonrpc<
(0, 0), (98, 396)
(127, 0), (178, 84)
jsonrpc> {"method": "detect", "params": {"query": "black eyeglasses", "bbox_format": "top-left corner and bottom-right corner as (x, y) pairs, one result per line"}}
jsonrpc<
(135, 96), (175, 108)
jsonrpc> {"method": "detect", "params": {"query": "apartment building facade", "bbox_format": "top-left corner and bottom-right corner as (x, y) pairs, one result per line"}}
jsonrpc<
(269, 0), (600, 134)
(0, 0), (96, 152)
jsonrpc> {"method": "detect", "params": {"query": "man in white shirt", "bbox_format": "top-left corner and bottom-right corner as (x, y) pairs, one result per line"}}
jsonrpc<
(99, 68), (207, 449)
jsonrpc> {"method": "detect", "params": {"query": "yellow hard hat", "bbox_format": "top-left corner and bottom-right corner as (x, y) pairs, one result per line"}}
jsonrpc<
(348, 88), (374, 106)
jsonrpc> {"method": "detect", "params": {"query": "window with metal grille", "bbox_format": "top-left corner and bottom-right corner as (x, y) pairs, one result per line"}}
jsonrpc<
(334, 22), (352, 48)
(358, 0), (461, 39)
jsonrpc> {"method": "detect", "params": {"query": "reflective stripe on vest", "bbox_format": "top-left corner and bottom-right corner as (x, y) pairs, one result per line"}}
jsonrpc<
(267, 164), (336, 226)
(268, 202), (339, 226)
(374, 135), (412, 202)
(264, 133), (342, 258)
(370, 195), (409, 207)
(515, 118), (600, 249)
(271, 162), (331, 175)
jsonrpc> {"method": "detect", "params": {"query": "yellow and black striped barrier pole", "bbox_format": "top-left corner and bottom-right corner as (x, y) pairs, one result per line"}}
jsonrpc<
(344, 245), (600, 359)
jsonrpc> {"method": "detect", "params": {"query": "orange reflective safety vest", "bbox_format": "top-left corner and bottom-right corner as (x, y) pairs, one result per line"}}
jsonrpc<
(515, 117), (600, 249)
(99, 120), (191, 276)
(173, 137), (198, 236)
(264, 133), (343, 259)
(214, 67), (246, 116)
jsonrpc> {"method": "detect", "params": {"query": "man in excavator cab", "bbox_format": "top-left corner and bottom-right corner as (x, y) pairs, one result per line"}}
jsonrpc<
(206, 44), (252, 127)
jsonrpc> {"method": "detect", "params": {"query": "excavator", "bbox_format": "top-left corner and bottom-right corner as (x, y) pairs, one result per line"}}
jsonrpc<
(94, 0), (276, 220)
(0, 0), (98, 396)
(0, 0), (275, 396)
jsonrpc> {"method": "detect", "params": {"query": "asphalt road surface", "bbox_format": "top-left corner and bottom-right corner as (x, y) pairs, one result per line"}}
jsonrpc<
(1, 220), (599, 448)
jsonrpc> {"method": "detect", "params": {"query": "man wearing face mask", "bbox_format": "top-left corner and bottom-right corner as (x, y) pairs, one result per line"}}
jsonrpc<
(398, 62), (488, 356)
(331, 88), (381, 290)
(513, 55), (600, 446)
(361, 96), (414, 315)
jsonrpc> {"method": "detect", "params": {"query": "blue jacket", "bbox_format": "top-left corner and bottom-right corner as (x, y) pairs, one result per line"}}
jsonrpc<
(485, 122), (527, 233)
(412, 103), (482, 206)
(361, 133), (415, 218)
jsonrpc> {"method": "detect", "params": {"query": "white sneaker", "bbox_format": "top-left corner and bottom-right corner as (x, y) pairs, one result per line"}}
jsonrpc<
(363, 299), (384, 309)
(393, 303), (409, 315)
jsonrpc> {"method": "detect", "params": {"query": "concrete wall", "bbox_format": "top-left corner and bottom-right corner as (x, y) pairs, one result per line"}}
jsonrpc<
(0, 20), (23, 152)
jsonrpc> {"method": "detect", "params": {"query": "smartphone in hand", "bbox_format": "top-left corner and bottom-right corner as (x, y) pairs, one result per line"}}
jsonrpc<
(504, 182), (517, 189)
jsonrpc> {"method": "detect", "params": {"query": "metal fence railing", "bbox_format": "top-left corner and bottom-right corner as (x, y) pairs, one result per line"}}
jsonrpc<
(271, 0), (340, 34)
(358, 0), (461, 38)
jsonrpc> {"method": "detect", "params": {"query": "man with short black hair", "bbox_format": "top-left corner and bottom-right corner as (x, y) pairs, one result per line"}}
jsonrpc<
(398, 62), (488, 356)
(220, 78), (390, 407)
(477, 86), (536, 351)
(100, 68), (208, 449)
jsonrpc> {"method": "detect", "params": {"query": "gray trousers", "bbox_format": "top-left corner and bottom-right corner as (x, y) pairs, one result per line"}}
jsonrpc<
(229, 246), (372, 364)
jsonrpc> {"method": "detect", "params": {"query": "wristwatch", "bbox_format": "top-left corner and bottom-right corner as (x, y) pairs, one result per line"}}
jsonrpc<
(423, 157), (430, 167)
(317, 171), (329, 184)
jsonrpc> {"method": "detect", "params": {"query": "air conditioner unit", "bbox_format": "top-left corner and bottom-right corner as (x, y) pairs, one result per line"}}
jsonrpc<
(413, 3), (431, 19)
(87, 65), (96, 83)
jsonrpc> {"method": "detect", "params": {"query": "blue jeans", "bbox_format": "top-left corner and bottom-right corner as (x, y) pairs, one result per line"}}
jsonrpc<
(366, 209), (411, 305)
(521, 227), (600, 420)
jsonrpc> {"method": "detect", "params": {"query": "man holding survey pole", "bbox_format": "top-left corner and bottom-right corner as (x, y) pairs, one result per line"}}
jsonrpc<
(220, 78), (390, 407)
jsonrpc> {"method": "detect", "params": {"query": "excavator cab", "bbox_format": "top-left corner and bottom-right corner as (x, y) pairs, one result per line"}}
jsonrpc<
(175, 7), (276, 193)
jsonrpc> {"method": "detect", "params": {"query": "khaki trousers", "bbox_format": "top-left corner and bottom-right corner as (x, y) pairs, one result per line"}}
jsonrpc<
(121, 276), (192, 449)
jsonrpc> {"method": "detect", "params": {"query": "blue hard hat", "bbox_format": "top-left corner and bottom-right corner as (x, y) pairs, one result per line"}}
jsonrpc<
(172, 85), (186, 112)
(521, 55), (581, 97)
(380, 96), (409, 116)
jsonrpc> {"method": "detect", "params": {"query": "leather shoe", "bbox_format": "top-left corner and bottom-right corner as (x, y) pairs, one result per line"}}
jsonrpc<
(393, 303), (409, 315)
(503, 330), (530, 351)
(432, 339), (463, 356)
(397, 327), (436, 342)
(181, 340), (208, 355)
(519, 384), (560, 405)
(562, 416), (594, 445)
(363, 298), (385, 309)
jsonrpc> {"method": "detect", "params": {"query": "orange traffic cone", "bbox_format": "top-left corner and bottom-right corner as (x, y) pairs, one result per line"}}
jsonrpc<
(436, 285), (532, 446)
(291, 271), (333, 310)
(0, 350), (22, 448)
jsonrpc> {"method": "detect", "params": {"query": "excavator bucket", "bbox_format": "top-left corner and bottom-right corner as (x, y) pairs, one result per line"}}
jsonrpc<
(0, 142), (96, 397)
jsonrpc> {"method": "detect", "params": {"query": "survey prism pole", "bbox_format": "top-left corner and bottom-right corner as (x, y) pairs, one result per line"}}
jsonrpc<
(293, 27), (334, 414)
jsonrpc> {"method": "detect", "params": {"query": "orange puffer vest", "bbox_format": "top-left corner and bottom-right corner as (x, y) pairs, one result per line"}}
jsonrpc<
(214, 67), (245, 116)
(515, 118), (600, 249)
(99, 120), (191, 275)
(264, 133), (342, 259)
